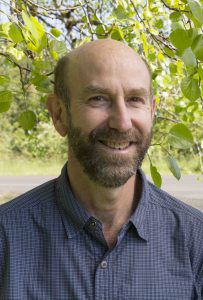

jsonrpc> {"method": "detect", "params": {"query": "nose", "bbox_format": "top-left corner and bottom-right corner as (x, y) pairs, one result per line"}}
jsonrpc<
(108, 101), (132, 132)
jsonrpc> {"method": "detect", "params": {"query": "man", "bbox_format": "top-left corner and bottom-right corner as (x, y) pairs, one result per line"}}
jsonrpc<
(0, 39), (202, 299)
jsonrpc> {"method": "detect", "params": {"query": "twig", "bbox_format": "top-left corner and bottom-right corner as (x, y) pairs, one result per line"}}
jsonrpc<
(156, 116), (179, 123)
(78, 0), (94, 39)
(17, 0), (80, 12)
(194, 139), (203, 174)
(160, 0), (190, 13)
(0, 52), (30, 72)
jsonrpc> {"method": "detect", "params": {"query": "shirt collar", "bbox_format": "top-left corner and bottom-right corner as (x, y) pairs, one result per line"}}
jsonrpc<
(56, 162), (150, 241)
(56, 163), (92, 238)
(128, 169), (150, 241)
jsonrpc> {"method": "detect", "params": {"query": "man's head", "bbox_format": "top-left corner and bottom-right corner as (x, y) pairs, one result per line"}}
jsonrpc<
(47, 39), (156, 188)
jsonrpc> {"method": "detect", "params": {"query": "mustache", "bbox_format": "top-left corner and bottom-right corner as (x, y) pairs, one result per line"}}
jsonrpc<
(89, 124), (142, 144)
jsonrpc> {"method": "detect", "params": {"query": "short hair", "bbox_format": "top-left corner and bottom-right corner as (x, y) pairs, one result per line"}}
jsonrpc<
(54, 53), (153, 108)
(54, 54), (71, 109)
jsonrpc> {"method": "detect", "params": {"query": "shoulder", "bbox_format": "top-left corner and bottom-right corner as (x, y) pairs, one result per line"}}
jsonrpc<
(0, 178), (57, 217)
(148, 182), (203, 233)
(148, 181), (203, 222)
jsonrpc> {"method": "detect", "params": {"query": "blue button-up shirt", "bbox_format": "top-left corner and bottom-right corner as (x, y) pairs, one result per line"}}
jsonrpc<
(0, 163), (203, 299)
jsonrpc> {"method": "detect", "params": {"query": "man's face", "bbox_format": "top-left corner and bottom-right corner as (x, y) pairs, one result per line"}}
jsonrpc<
(66, 42), (155, 188)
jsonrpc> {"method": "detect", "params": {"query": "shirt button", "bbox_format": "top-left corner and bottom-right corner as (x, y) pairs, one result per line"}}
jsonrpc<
(100, 261), (108, 268)
(90, 221), (96, 227)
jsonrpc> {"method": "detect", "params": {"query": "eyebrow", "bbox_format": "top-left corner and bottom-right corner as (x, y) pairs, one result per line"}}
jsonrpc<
(82, 84), (149, 96)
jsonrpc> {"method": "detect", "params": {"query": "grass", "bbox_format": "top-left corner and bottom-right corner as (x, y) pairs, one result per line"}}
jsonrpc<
(0, 192), (20, 205)
(0, 156), (66, 176)
(0, 155), (201, 205)
(0, 154), (201, 176)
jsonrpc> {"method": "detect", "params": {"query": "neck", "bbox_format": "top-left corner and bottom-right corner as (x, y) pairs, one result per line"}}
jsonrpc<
(67, 154), (141, 232)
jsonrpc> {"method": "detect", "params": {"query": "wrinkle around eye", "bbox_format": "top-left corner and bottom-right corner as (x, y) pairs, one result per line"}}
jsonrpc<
(87, 95), (110, 106)
(127, 96), (145, 105)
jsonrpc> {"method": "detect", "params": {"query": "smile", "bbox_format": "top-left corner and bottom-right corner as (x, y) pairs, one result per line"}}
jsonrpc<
(99, 140), (133, 150)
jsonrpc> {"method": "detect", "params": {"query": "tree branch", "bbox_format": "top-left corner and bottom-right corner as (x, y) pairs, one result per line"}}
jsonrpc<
(0, 52), (30, 72)
(160, 0), (190, 13)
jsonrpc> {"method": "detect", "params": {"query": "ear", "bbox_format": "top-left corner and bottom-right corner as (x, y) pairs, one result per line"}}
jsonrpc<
(46, 94), (69, 137)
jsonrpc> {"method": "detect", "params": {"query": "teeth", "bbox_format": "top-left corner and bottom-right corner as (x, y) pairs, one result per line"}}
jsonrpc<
(102, 141), (130, 149)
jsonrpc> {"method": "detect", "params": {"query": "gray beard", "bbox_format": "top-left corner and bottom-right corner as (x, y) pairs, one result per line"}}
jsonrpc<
(68, 121), (152, 188)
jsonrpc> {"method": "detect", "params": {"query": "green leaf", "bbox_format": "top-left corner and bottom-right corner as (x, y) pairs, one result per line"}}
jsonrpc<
(155, 19), (164, 29)
(181, 47), (197, 67)
(0, 91), (13, 112)
(198, 65), (203, 79)
(166, 156), (181, 180)
(18, 110), (37, 130)
(50, 28), (61, 37)
(2, 22), (11, 35)
(8, 23), (23, 43)
(164, 46), (175, 58)
(191, 34), (203, 61)
(189, 0), (203, 24)
(0, 75), (10, 85)
(50, 40), (67, 59)
(171, 21), (184, 31)
(32, 60), (52, 71)
(22, 11), (40, 42)
(96, 25), (106, 39)
(170, 12), (181, 21)
(181, 77), (201, 100)
(111, 27), (124, 41)
(150, 164), (162, 188)
(30, 74), (52, 93)
(170, 29), (192, 50)
(113, 5), (131, 19)
(168, 123), (194, 149)
(169, 63), (178, 74)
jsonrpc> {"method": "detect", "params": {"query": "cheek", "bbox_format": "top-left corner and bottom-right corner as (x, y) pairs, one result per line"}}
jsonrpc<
(71, 107), (109, 133)
(131, 111), (153, 133)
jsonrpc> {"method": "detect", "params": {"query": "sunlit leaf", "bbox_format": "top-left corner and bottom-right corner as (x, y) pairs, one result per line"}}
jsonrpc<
(189, 0), (203, 24)
(50, 28), (61, 37)
(22, 11), (39, 42)
(8, 23), (23, 43)
(169, 63), (177, 73)
(111, 26), (124, 41)
(155, 19), (164, 29)
(168, 123), (194, 149)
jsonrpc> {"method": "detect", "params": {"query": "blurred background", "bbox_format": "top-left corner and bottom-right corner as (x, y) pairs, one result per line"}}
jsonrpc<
(0, 0), (203, 208)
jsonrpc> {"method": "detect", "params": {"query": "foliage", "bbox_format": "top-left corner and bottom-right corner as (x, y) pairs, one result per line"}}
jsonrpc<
(0, 0), (203, 186)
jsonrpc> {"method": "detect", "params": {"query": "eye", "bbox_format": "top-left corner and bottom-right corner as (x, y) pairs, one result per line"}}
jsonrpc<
(88, 95), (109, 106)
(90, 96), (105, 101)
(127, 96), (144, 105)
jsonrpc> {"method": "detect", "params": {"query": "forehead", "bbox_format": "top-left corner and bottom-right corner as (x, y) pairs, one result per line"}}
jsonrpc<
(68, 44), (151, 94)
